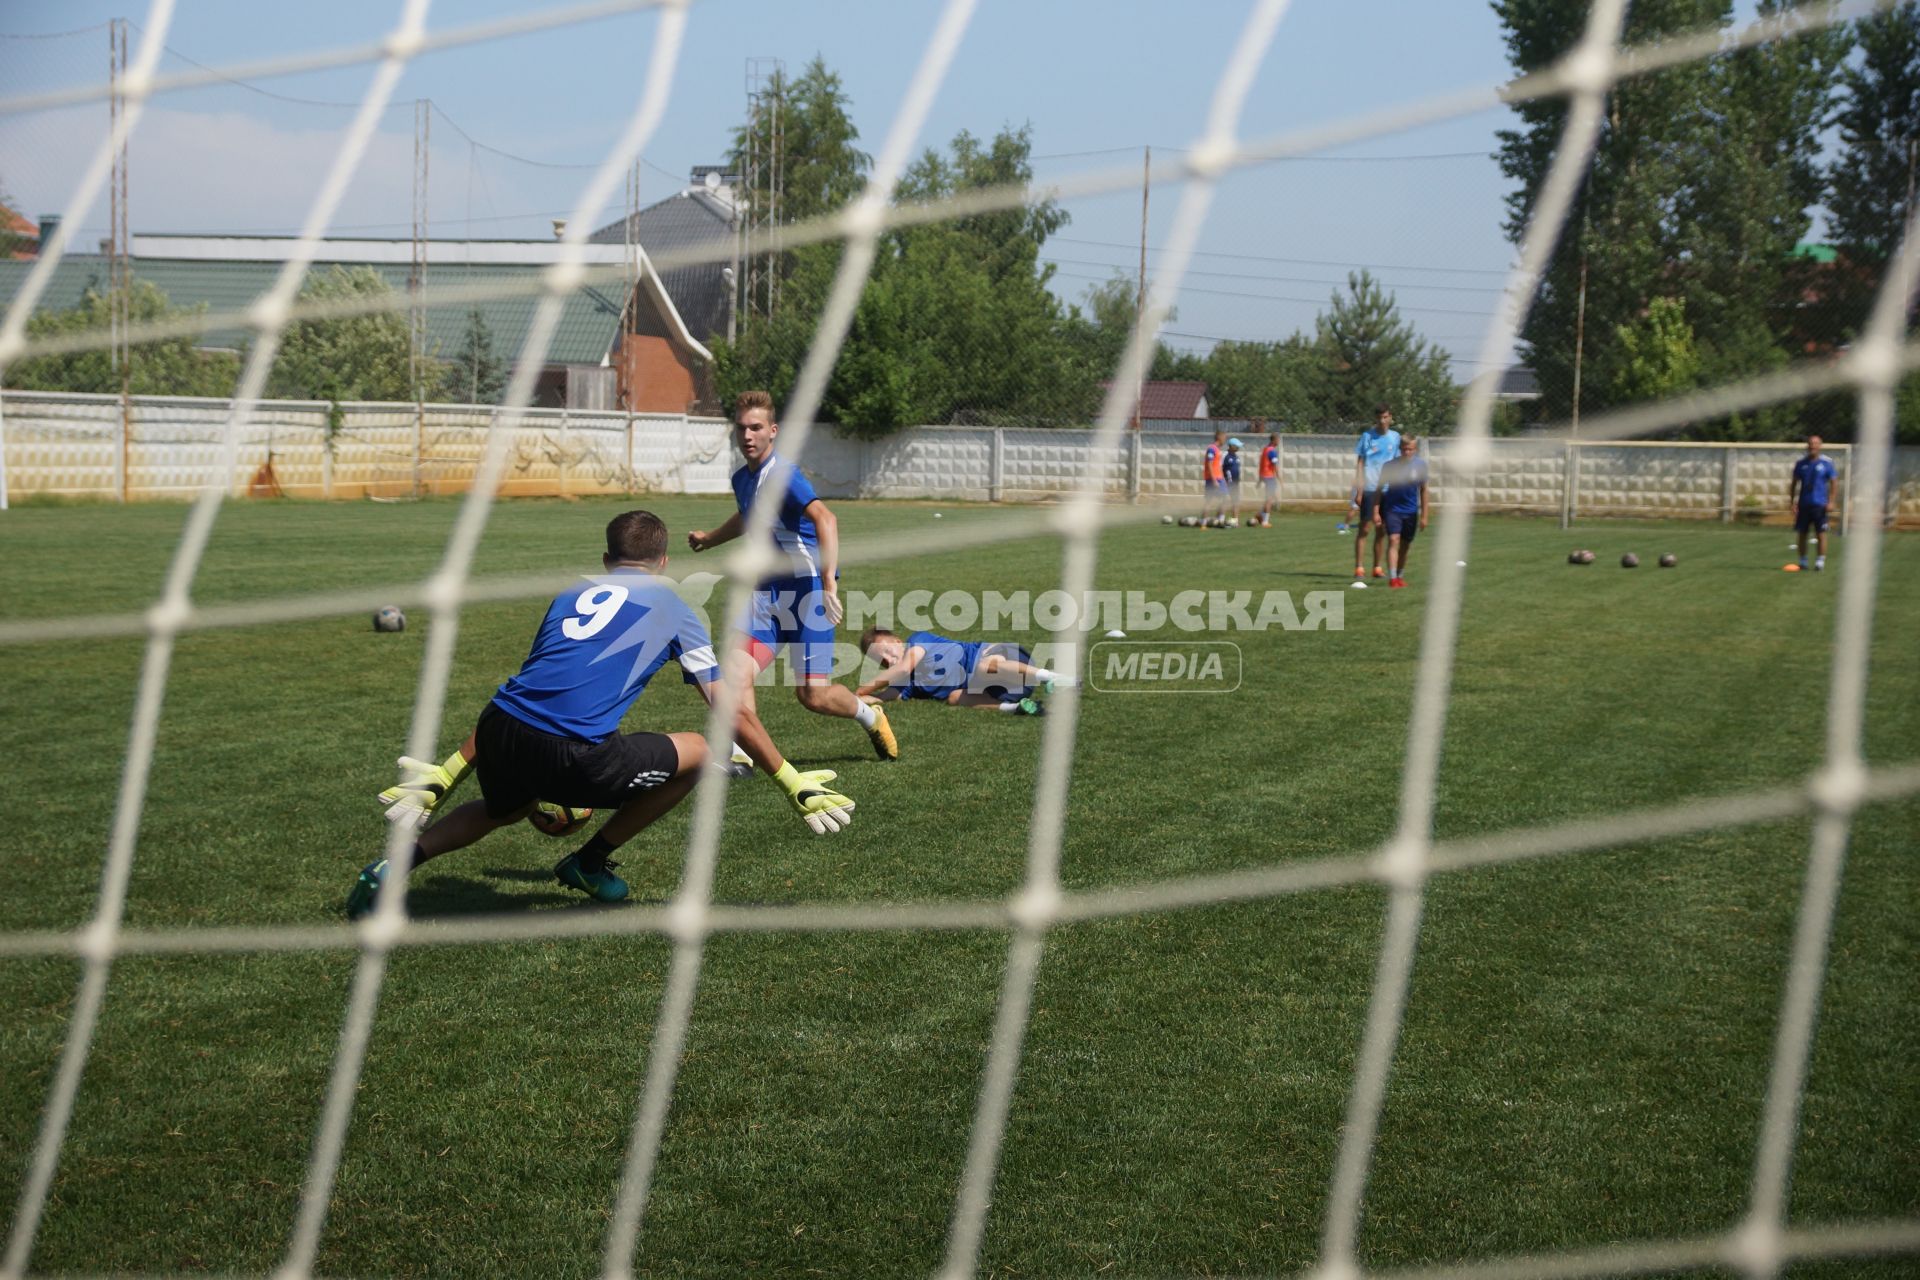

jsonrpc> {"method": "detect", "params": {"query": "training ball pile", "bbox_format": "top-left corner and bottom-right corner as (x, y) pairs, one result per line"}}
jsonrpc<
(372, 606), (406, 632)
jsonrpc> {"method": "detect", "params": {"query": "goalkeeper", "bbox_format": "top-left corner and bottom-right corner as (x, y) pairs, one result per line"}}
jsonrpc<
(350, 510), (855, 919)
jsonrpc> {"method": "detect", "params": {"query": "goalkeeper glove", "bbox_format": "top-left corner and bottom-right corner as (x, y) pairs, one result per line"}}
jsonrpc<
(772, 761), (856, 835)
(378, 747), (473, 828)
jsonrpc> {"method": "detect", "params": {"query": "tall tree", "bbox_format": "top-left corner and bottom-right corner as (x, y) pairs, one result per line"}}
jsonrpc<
(268, 266), (415, 405)
(1312, 270), (1458, 427)
(5, 277), (240, 396)
(1494, 0), (1728, 423)
(1828, 2), (1920, 271)
(446, 306), (505, 404)
(729, 56), (871, 230)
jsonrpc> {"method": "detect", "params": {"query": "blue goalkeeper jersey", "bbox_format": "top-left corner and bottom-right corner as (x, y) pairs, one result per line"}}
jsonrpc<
(491, 571), (719, 741)
(731, 453), (822, 578)
(904, 630), (982, 701)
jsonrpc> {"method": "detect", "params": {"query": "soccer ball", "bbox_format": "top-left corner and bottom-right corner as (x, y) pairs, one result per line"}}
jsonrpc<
(1225, 517), (1238, 528)
(1576, 549), (1596, 564)
(1620, 553), (1639, 568)
(1659, 553), (1677, 568)
(373, 605), (406, 633)
(1162, 514), (1175, 525)
(1568, 550), (1582, 565)
(528, 801), (593, 837)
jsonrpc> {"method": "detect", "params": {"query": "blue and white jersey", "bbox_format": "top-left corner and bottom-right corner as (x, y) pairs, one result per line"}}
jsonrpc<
(903, 630), (982, 702)
(1792, 454), (1836, 507)
(1380, 454), (1428, 517)
(1222, 450), (1242, 483)
(491, 571), (718, 741)
(731, 454), (822, 578)
(1355, 428), (1402, 492)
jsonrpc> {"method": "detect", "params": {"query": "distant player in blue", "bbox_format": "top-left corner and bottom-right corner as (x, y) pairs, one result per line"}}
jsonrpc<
(852, 626), (1073, 713)
(1351, 403), (1402, 584)
(1222, 437), (1244, 524)
(688, 390), (899, 761)
(350, 510), (856, 918)
(1378, 434), (1429, 589)
(1789, 434), (1837, 571)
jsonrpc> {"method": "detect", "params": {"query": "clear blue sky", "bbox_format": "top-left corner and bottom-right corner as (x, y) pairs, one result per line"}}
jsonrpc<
(2, 0), (1542, 379)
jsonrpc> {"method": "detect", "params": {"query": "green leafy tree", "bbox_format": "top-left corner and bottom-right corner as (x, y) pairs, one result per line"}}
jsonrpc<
(729, 57), (871, 230)
(267, 265), (415, 405)
(1495, 0), (1727, 423)
(446, 306), (505, 404)
(1829, 2), (1920, 270)
(5, 277), (240, 396)
(1312, 270), (1457, 427)
(0, 177), (32, 259)
(1191, 335), (1326, 426)
(717, 114), (1092, 433)
(1609, 296), (1702, 404)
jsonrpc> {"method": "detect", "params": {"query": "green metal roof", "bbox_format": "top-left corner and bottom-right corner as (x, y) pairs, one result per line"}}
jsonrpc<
(0, 254), (623, 366)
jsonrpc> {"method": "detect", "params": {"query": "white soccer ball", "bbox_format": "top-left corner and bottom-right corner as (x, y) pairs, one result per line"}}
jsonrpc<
(1162, 514), (1175, 525)
(1225, 517), (1239, 528)
(373, 605), (406, 633)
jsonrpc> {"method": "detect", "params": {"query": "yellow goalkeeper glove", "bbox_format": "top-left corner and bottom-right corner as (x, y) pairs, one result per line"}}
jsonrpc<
(377, 747), (473, 829)
(772, 761), (856, 834)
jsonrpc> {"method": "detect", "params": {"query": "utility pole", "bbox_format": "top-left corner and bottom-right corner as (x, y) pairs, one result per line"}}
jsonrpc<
(109, 18), (131, 501)
(1133, 145), (1149, 435)
(1570, 244), (1588, 438)
(410, 100), (430, 494)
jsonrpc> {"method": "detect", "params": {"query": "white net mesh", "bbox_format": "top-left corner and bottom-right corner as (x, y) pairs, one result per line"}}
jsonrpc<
(1, 0), (1916, 1277)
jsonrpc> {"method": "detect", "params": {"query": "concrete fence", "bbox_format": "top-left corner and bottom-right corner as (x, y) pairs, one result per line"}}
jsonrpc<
(3, 390), (1916, 525)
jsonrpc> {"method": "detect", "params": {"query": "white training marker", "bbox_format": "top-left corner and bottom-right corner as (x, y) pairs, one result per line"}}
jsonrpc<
(1457, 560), (1467, 567)
(1351, 581), (1368, 590)
(934, 512), (943, 519)
(1105, 629), (1126, 638)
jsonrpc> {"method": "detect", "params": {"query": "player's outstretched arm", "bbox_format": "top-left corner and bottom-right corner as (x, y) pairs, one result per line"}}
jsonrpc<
(699, 671), (855, 834)
(688, 511), (745, 552)
(377, 734), (476, 828)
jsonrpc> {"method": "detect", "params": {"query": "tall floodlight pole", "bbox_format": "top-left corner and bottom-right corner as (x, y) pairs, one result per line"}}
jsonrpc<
(1134, 146), (1149, 436)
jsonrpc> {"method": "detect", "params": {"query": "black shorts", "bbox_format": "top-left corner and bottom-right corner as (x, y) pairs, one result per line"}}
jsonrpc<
(1795, 502), (1829, 534)
(973, 642), (1032, 702)
(1357, 491), (1383, 523)
(473, 703), (680, 818)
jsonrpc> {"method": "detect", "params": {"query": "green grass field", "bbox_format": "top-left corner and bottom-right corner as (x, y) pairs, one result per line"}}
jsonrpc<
(0, 495), (1915, 1278)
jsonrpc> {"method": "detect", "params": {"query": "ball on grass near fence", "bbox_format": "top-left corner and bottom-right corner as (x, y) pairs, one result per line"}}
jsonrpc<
(1621, 553), (1640, 569)
(373, 606), (406, 633)
(1162, 515), (1175, 525)
(1659, 553), (1677, 568)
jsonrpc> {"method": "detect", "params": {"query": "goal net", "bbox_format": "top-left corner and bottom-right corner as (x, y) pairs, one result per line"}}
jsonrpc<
(0, 1), (1915, 1277)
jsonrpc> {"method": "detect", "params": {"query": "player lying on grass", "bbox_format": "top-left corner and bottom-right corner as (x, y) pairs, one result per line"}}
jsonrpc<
(853, 626), (1074, 713)
(686, 389), (899, 763)
(349, 510), (856, 919)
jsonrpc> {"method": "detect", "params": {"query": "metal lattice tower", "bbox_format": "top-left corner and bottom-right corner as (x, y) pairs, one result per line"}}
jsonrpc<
(743, 56), (784, 321)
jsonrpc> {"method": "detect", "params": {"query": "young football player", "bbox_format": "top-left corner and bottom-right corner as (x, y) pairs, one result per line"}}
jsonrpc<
(853, 627), (1073, 713)
(687, 390), (899, 761)
(349, 510), (855, 918)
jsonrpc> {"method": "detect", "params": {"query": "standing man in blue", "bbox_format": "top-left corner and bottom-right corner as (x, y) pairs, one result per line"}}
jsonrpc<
(1789, 434), (1838, 572)
(349, 510), (856, 918)
(688, 390), (899, 760)
(1378, 434), (1429, 588)
(1222, 437), (1245, 526)
(1350, 403), (1402, 585)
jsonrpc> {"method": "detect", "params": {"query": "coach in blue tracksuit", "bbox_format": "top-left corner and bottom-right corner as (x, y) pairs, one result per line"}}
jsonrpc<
(1789, 434), (1837, 572)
